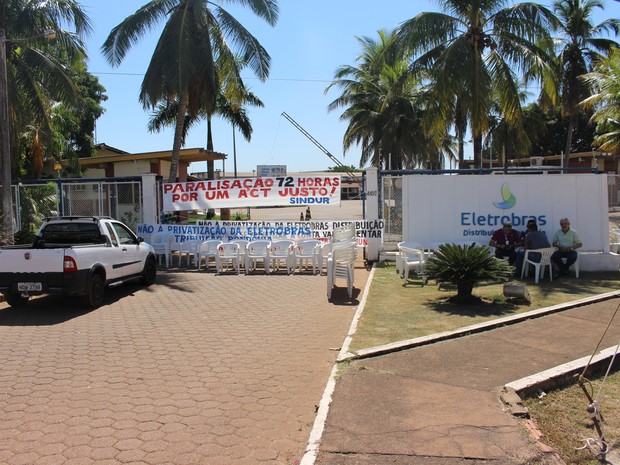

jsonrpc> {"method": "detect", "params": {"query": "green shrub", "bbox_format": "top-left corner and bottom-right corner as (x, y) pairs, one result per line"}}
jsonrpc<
(424, 243), (514, 303)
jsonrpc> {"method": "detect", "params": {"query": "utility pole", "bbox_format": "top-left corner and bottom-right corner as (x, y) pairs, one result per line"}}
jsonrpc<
(0, 28), (14, 245)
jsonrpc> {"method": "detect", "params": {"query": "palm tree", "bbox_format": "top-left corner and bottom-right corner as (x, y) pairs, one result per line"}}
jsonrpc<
(148, 54), (263, 180)
(0, 0), (91, 243)
(549, 0), (619, 168)
(396, 0), (557, 168)
(326, 30), (452, 170)
(581, 47), (620, 154)
(102, 0), (278, 183)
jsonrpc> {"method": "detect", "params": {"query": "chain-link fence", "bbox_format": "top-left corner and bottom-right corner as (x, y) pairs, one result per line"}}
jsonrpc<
(380, 174), (403, 249)
(61, 181), (142, 229)
(1, 178), (144, 235)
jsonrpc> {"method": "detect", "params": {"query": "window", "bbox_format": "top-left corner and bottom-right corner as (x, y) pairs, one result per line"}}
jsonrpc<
(112, 223), (137, 245)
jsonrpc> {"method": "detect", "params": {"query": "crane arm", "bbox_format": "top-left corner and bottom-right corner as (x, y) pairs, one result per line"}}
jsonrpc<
(281, 112), (361, 185)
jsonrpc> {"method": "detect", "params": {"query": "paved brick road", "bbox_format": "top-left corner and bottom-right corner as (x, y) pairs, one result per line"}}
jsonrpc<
(0, 264), (368, 465)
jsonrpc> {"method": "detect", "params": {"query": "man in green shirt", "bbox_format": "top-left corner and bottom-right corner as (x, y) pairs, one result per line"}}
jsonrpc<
(551, 218), (582, 277)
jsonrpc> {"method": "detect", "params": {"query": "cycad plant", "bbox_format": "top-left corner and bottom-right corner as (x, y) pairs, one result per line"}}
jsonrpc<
(424, 243), (514, 303)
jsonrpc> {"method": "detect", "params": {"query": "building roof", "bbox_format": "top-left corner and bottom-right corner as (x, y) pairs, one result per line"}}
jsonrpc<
(74, 147), (227, 167)
(93, 143), (128, 155)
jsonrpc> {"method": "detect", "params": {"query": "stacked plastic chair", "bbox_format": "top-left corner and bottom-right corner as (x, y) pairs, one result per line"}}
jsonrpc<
(327, 224), (358, 299)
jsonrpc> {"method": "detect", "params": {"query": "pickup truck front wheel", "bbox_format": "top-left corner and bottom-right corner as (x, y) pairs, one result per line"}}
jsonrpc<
(85, 274), (105, 308)
(141, 257), (157, 285)
(5, 293), (29, 308)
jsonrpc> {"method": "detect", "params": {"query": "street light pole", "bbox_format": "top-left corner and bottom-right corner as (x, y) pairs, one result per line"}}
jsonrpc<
(0, 28), (14, 245)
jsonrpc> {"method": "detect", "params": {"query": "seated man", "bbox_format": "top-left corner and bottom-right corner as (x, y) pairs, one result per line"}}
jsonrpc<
(489, 221), (520, 265)
(515, 222), (550, 276)
(551, 218), (582, 277)
(519, 219), (537, 244)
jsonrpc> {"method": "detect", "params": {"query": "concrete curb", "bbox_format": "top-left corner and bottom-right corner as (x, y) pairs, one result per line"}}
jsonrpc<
(300, 264), (376, 465)
(506, 345), (620, 399)
(338, 290), (620, 362)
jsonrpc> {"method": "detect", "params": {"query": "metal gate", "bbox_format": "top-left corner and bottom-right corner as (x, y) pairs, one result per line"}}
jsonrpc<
(379, 173), (403, 249)
(7, 178), (144, 234)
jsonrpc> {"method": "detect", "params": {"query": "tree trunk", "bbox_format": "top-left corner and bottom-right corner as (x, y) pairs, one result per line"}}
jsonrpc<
(454, 99), (466, 169)
(206, 115), (218, 219)
(473, 134), (483, 169)
(0, 29), (14, 245)
(563, 114), (576, 173)
(457, 282), (474, 301)
(168, 93), (188, 183)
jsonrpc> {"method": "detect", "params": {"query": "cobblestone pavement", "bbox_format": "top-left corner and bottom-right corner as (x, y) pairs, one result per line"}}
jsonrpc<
(0, 263), (369, 465)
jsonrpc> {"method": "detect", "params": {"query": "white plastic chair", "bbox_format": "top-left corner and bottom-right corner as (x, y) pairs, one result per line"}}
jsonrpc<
(294, 239), (322, 274)
(397, 242), (427, 284)
(150, 232), (173, 268)
(177, 239), (201, 267)
(269, 240), (295, 274)
(197, 240), (222, 271)
(215, 242), (240, 274)
(327, 241), (357, 299)
(521, 247), (556, 284)
(230, 239), (250, 270)
(318, 242), (333, 275)
(245, 240), (271, 274)
(332, 224), (356, 243)
(559, 252), (580, 278)
(396, 241), (426, 278)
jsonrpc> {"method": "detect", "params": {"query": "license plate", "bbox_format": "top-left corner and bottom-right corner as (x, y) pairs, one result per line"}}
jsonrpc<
(17, 282), (42, 292)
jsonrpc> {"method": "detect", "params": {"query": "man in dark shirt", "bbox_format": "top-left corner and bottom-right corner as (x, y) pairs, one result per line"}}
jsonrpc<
(489, 221), (520, 265)
(515, 222), (550, 275)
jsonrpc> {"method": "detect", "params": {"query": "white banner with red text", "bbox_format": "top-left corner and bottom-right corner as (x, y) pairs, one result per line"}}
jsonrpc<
(162, 176), (341, 211)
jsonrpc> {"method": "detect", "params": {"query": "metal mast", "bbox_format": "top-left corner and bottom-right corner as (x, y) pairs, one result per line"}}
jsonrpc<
(281, 112), (361, 185)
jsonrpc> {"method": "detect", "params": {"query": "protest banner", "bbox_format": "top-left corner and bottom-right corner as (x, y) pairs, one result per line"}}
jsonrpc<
(162, 176), (341, 211)
(137, 220), (383, 247)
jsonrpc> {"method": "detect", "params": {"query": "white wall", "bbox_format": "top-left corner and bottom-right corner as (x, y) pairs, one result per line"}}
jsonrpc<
(114, 160), (152, 177)
(402, 174), (609, 252)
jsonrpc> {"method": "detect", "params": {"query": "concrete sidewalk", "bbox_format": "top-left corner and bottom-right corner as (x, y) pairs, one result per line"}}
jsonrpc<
(316, 295), (620, 464)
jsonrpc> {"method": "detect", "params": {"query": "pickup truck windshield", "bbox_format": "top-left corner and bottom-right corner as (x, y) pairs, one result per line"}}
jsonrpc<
(40, 223), (106, 245)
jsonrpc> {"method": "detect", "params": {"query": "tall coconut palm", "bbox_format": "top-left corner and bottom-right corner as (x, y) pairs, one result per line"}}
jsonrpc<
(396, 0), (557, 168)
(326, 30), (451, 169)
(148, 53), (263, 181)
(0, 0), (91, 243)
(549, 0), (619, 168)
(581, 47), (620, 154)
(102, 0), (278, 183)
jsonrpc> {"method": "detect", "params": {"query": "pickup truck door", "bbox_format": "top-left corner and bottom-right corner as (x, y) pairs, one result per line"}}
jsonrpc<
(109, 222), (146, 277)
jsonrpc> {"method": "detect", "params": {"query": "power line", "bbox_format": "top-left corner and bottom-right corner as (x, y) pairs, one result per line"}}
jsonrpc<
(90, 71), (332, 83)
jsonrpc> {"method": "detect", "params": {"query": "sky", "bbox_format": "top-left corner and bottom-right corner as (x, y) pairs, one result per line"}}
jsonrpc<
(79, 0), (620, 176)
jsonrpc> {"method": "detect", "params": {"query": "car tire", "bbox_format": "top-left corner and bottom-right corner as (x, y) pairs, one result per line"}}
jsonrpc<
(5, 293), (29, 308)
(85, 274), (105, 308)
(141, 257), (157, 285)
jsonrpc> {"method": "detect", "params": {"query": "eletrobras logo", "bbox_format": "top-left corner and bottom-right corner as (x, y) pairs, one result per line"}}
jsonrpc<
(460, 182), (546, 237)
(493, 183), (517, 209)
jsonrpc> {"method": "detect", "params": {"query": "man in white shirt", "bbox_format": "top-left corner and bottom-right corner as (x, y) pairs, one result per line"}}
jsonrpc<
(551, 218), (582, 277)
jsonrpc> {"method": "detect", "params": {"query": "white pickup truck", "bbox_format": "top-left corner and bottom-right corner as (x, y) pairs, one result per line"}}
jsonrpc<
(0, 217), (157, 308)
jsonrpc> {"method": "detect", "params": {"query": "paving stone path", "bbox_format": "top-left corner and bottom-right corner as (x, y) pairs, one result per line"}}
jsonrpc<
(0, 265), (369, 465)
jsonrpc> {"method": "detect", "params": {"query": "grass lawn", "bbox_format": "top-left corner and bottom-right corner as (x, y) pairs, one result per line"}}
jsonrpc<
(524, 371), (620, 465)
(350, 261), (620, 464)
(350, 261), (620, 352)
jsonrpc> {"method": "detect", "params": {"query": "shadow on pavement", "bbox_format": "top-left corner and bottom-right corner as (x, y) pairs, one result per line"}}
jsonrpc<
(0, 272), (193, 326)
(0, 294), (99, 326)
